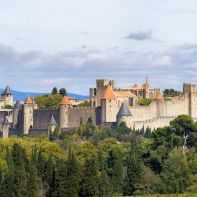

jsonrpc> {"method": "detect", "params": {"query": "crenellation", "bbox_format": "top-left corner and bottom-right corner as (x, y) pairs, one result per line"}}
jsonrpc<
(1, 80), (197, 138)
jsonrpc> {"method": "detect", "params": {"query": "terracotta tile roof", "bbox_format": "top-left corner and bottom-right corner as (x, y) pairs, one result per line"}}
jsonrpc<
(155, 93), (164, 101)
(102, 85), (116, 100)
(115, 90), (136, 98)
(25, 96), (33, 104)
(60, 96), (72, 105)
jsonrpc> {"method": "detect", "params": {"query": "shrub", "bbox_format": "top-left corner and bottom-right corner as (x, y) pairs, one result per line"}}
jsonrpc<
(138, 98), (153, 106)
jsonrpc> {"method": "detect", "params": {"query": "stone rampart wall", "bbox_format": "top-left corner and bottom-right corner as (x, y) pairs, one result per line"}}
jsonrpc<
(33, 109), (59, 129)
(68, 107), (98, 127)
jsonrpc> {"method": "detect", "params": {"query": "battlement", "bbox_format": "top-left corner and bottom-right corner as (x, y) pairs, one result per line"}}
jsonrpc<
(34, 108), (59, 112)
(70, 106), (96, 110)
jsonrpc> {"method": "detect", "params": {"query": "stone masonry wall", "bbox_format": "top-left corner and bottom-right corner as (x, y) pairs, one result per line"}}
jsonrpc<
(68, 107), (97, 127)
(33, 109), (60, 129)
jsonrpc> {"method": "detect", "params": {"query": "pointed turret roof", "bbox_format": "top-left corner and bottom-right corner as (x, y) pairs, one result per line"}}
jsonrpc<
(49, 115), (57, 125)
(14, 99), (21, 109)
(102, 85), (116, 100)
(60, 96), (72, 105)
(1, 86), (12, 96)
(3, 116), (9, 125)
(25, 96), (33, 104)
(155, 93), (164, 101)
(117, 102), (132, 117)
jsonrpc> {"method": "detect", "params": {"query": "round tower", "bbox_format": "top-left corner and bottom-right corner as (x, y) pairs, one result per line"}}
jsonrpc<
(1, 86), (14, 107)
(117, 102), (132, 127)
(22, 96), (34, 135)
(101, 85), (117, 124)
(59, 96), (72, 130)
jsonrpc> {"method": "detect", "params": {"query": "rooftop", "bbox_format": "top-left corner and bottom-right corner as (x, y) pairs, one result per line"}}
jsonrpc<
(1, 86), (12, 96)
(102, 85), (116, 100)
(117, 102), (132, 117)
(25, 96), (33, 104)
(60, 96), (72, 105)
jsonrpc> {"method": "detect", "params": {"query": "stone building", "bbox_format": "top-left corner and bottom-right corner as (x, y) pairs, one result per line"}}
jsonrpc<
(0, 80), (197, 138)
(0, 86), (14, 109)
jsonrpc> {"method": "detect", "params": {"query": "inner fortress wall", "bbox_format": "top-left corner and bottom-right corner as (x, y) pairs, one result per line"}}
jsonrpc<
(33, 109), (60, 129)
(126, 116), (176, 130)
(68, 107), (97, 127)
(191, 93), (197, 118)
(129, 96), (190, 121)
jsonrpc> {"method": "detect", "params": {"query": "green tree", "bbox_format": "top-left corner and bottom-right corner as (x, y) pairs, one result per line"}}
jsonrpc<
(12, 143), (29, 197)
(170, 115), (197, 147)
(37, 149), (46, 178)
(52, 87), (58, 95)
(123, 138), (144, 195)
(26, 164), (40, 197)
(98, 150), (111, 197)
(161, 148), (191, 194)
(163, 88), (180, 97)
(44, 155), (55, 196)
(79, 158), (98, 197)
(107, 148), (123, 194)
(59, 88), (67, 96)
(63, 152), (80, 197)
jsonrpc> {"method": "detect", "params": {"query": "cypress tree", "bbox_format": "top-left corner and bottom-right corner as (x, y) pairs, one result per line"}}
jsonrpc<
(79, 157), (98, 197)
(44, 155), (55, 196)
(12, 143), (29, 197)
(0, 166), (4, 196)
(52, 160), (67, 197)
(0, 174), (15, 197)
(26, 164), (40, 197)
(107, 148), (123, 194)
(31, 146), (39, 166)
(99, 169), (111, 197)
(111, 155), (123, 194)
(37, 149), (46, 179)
(63, 152), (80, 197)
(98, 150), (111, 197)
(6, 146), (14, 173)
(123, 138), (144, 195)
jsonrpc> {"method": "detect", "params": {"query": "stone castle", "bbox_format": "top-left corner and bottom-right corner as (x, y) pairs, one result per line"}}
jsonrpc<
(0, 78), (197, 138)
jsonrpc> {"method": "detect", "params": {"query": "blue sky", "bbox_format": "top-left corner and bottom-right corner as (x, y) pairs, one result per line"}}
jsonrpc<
(0, 0), (197, 94)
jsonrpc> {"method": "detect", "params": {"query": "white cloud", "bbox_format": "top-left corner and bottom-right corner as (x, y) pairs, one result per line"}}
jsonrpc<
(0, 43), (197, 93)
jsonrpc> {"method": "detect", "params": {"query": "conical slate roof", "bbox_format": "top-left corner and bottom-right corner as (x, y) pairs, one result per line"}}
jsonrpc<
(2, 116), (9, 125)
(1, 86), (12, 95)
(117, 102), (132, 117)
(102, 85), (116, 100)
(49, 115), (57, 125)
(14, 99), (21, 109)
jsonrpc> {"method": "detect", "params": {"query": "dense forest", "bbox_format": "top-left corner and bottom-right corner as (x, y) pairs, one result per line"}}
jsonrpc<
(0, 115), (196, 197)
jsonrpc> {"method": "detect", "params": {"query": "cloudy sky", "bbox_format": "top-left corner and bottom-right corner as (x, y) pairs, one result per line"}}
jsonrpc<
(0, 0), (197, 94)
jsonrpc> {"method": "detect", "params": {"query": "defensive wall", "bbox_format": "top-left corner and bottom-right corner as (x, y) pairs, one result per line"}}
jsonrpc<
(129, 96), (190, 121)
(68, 107), (98, 127)
(29, 128), (48, 136)
(33, 109), (59, 129)
(122, 94), (197, 130)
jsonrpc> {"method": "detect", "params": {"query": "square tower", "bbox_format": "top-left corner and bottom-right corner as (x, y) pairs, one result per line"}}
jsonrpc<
(183, 83), (196, 94)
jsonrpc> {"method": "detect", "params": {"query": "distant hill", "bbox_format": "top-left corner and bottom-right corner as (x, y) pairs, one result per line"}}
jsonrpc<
(0, 88), (89, 101)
